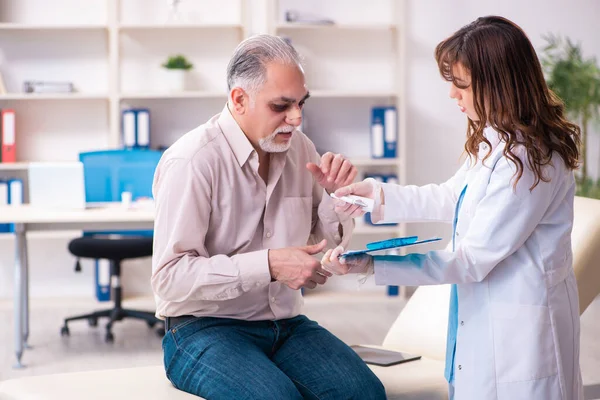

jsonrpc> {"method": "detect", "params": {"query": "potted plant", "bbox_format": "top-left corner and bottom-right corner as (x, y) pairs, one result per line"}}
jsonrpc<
(161, 54), (193, 92)
(541, 34), (600, 198)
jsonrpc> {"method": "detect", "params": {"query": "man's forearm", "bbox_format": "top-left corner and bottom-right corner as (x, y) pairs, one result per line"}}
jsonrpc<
(151, 249), (271, 302)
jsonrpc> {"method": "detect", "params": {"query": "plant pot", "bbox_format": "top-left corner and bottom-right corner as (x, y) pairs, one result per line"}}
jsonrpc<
(162, 69), (187, 92)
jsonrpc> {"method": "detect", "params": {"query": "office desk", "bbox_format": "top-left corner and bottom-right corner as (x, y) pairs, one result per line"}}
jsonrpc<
(0, 204), (154, 368)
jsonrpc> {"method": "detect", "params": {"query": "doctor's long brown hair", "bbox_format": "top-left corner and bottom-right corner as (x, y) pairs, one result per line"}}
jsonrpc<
(435, 16), (581, 190)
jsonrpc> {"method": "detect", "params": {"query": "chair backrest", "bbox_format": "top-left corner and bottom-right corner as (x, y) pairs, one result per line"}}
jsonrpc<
(572, 196), (600, 314)
(80, 149), (162, 203)
(382, 195), (600, 361)
(80, 149), (162, 236)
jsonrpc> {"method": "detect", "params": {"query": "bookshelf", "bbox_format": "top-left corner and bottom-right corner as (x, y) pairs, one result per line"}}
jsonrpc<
(269, 0), (406, 240)
(0, 23), (108, 30)
(0, 0), (245, 162)
(0, 0), (408, 297)
(0, 0), (405, 235)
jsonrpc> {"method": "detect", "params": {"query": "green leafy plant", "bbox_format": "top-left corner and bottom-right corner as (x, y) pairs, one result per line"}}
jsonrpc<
(162, 54), (193, 70)
(541, 34), (600, 197)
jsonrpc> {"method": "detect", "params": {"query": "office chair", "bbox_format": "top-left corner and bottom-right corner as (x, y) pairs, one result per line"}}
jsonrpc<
(60, 149), (163, 343)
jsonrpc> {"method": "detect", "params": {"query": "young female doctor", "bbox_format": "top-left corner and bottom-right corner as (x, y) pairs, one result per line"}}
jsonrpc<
(322, 16), (583, 400)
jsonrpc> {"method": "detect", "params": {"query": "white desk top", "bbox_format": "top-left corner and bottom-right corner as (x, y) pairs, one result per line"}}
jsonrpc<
(0, 203), (154, 224)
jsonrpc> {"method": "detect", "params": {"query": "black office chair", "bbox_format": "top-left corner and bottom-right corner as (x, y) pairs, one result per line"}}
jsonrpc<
(59, 149), (164, 343)
(60, 237), (162, 342)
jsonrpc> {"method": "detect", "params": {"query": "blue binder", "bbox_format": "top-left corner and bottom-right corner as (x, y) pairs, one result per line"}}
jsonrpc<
(383, 106), (397, 158)
(371, 106), (397, 159)
(0, 178), (23, 233)
(122, 109), (151, 150)
(135, 109), (150, 149)
(0, 180), (8, 233)
(371, 107), (385, 158)
(95, 259), (111, 302)
(7, 179), (23, 233)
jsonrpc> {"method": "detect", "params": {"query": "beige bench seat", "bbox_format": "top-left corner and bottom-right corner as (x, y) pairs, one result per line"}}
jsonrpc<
(2, 196), (600, 399)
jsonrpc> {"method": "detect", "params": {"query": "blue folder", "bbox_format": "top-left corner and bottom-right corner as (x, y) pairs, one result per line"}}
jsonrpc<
(366, 236), (418, 250)
(341, 236), (442, 258)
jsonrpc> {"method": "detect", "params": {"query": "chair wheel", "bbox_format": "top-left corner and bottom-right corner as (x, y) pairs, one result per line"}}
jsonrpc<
(146, 320), (156, 328)
(61, 326), (70, 336)
(88, 317), (98, 327)
(105, 332), (115, 343)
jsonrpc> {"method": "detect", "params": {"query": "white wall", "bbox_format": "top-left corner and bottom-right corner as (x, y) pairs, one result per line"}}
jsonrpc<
(403, 0), (600, 246)
(1, 0), (598, 299)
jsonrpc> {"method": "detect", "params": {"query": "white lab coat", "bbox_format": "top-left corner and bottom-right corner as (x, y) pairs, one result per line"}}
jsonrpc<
(373, 127), (583, 400)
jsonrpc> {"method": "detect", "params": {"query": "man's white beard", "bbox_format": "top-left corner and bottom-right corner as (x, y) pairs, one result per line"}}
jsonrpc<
(259, 126), (294, 153)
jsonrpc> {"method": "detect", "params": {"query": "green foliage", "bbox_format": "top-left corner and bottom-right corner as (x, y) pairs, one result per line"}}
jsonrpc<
(541, 34), (600, 121)
(576, 177), (600, 199)
(162, 54), (193, 70)
(541, 34), (600, 196)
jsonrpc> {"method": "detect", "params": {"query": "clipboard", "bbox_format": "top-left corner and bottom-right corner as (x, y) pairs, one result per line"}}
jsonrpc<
(350, 345), (421, 367)
(341, 236), (442, 258)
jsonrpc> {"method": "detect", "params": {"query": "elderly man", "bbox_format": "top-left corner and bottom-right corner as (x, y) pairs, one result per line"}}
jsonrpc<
(151, 34), (386, 399)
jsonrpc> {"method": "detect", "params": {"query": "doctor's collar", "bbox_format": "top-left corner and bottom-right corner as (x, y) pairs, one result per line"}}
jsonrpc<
(483, 126), (502, 150)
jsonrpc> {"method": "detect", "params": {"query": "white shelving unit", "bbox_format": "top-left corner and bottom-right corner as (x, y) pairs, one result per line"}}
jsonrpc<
(119, 91), (228, 100)
(269, 0), (406, 243)
(274, 23), (397, 32)
(118, 23), (244, 31)
(0, 0), (408, 297)
(309, 90), (398, 98)
(0, 23), (108, 30)
(0, 0), (246, 162)
(0, 93), (109, 100)
(0, 0), (405, 236)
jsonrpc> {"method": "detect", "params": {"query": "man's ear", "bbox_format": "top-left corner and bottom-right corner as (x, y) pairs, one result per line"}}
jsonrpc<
(229, 87), (248, 115)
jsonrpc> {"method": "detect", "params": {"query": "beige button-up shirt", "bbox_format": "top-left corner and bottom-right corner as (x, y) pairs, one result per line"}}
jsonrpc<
(151, 105), (353, 321)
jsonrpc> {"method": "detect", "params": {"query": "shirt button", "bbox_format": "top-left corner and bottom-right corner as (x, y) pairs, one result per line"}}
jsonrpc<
(271, 297), (276, 303)
(458, 365), (462, 370)
(460, 321), (464, 326)
(456, 231), (460, 236)
(266, 231), (272, 238)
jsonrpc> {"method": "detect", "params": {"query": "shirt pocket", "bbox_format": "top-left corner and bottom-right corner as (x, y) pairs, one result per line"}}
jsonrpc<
(491, 302), (558, 383)
(282, 196), (312, 246)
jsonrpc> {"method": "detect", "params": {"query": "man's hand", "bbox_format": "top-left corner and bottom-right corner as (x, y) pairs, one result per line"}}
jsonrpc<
(321, 246), (374, 275)
(306, 152), (358, 194)
(268, 239), (333, 290)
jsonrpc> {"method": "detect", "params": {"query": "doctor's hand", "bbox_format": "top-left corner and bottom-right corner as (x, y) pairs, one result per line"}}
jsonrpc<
(268, 239), (333, 290)
(321, 246), (374, 275)
(307, 152), (358, 194)
(332, 179), (380, 219)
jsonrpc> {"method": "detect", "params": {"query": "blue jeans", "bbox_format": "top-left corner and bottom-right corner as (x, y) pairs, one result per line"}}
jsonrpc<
(162, 315), (386, 399)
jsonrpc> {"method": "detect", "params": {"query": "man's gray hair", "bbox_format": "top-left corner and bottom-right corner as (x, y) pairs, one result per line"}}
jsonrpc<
(227, 34), (302, 94)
